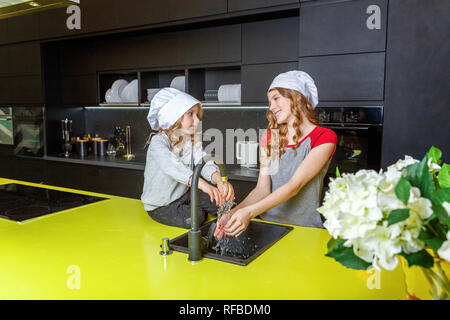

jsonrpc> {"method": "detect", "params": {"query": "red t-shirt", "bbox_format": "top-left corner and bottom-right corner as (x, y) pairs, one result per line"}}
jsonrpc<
(260, 126), (337, 159)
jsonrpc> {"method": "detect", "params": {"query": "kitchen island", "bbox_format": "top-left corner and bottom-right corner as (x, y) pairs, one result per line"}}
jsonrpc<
(0, 178), (407, 299)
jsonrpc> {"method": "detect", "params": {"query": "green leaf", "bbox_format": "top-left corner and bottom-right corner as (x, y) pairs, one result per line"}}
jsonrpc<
(405, 156), (435, 199)
(399, 250), (434, 268)
(336, 166), (341, 178)
(395, 177), (411, 205)
(430, 188), (450, 226)
(423, 213), (436, 226)
(418, 229), (445, 251)
(387, 208), (410, 226)
(327, 237), (339, 252)
(427, 146), (442, 165)
(326, 239), (372, 270)
(438, 164), (450, 188)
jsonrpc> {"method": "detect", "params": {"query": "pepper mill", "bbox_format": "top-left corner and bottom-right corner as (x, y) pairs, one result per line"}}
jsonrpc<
(123, 125), (135, 160)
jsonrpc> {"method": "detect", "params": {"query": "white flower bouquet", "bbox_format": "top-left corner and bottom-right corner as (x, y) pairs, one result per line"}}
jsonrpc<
(319, 146), (449, 280)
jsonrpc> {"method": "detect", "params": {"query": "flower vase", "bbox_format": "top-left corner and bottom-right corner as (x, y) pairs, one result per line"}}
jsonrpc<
(401, 256), (450, 300)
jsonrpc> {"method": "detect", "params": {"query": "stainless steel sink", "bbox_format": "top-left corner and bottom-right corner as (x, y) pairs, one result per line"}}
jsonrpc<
(169, 219), (293, 266)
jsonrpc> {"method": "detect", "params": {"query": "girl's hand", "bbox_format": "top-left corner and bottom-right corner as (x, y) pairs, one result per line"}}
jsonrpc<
(223, 207), (252, 237)
(212, 172), (235, 201)
(198, 178), (224, 207)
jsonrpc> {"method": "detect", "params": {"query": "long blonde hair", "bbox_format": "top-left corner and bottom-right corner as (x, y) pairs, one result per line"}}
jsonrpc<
(145, 103), (204, 149)
(266, 88), (318, 158)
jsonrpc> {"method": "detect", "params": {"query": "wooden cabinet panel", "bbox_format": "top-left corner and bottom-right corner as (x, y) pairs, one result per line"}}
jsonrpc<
(6, 13), (39, 43)
(298, 53), (385, 101)
(0, 78), (11, 103)
(60, 41), (96, 75)
(0, 20), (6, 44)
(115, 0), (169, 28)
(9, 75), (43, 104)
(39, 6), (81, 39)
(62, 74), (97, 105)
(241, 62), (298, 103)
(81, 0), (118, 33)
(299, 0), (387, 56)
(183, 25), (241, 65)
(95, 37), (140, 71)
(0, 46), (8, 76)
(242, 16), (298, 64)
(8, 42), (41, 76)
(168, 0), (227, 20)
(228, 0), (298, 12)
(137, 32), (185, 68)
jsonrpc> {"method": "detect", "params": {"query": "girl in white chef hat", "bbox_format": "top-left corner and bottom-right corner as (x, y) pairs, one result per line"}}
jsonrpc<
(141, 88), (234, 229)
(215, 71), (337, 238)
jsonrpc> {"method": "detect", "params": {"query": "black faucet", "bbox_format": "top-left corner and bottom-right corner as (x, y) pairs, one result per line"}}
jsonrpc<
(188, 160), (226, 262)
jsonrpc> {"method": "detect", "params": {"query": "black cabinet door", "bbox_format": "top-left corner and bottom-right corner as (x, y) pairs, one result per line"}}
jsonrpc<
(242, 62), (298, 103)
(8, 42), (41, 76)
(6, 14), (39, 43)
(95, 37), (140, 71)
(137, 31), (185, 68)
(62, 74), (97, 105)
(115, 0), (169, 28)
(299, 0), (387, 56)
(228, 0), (298, 12)
(81, 0), (117, 33)
(39, 6), (82, 39)
(10, 75), (44, 104)
(183, 25), (241, 65)
(298, 53), (385, 101)
(0, 20), (6, 44)
(0, 46), (8, 76)
(168, 0), (227, 20)
(0, 78), (11, 103)
(60, 41), (97, 76)
(242, 16), (298, 64)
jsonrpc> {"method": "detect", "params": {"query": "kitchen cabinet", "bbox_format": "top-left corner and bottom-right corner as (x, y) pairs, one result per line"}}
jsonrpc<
(242, 16), (298, 64)
(0, 78), (11, 103)
(241, 62), (298, 103)
(62, 74), (97, 105)
(0, 20), (6, 44)
(95, 37), (140, 71)
(299, 0), (387, 56)
(0, 46), (8, 76)
(81, 0), (118, 34)
(8, 42), (41, 76)
(60, 41), (96, 76)
(115, 0), (169, 28)
(228, 0), (298, 12)
(136, 32), (185, 68)
(168, 0), (227, 21)
(6, 13), (40, 43)
(39, 6), (80, 39)
(298, 52), (385, 101)
(182, 25), (241, 65)
(9, 76), (43, 104)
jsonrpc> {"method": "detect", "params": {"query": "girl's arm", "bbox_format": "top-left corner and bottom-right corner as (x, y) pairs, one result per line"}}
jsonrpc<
(224, 142), (335, 237)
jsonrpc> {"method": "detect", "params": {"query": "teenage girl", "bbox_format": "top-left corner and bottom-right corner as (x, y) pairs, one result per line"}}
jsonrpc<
(215, 71), (337, 238)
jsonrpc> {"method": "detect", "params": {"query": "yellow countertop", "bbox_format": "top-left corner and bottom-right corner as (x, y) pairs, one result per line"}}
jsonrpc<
(0, 178), (407, 299)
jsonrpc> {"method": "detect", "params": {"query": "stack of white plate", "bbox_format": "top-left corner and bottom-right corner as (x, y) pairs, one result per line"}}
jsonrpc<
(105, 79), (128, 103)
(120, 79), (139, 103)
(147, 88), (160, 103)
(218, 84), (241, 103)
(170, 76), (185, 92)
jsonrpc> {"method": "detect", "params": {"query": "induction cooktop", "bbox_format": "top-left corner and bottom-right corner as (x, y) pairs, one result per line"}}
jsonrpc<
(0, 183), (107, 222)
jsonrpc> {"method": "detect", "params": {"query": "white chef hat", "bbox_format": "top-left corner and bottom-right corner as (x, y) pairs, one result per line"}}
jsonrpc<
(268, 70), (319, 108)
(147, 87), (200, 130)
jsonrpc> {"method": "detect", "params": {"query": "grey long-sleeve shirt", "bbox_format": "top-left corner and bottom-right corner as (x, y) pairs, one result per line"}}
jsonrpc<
(141, 132), (219, 211)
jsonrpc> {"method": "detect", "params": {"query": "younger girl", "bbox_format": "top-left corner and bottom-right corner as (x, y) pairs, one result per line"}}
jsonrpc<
(215, 71), (337, 238)
(141, 88), (234, 229)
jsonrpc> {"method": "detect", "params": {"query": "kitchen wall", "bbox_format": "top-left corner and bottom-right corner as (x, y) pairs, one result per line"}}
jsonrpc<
(0, 0), (448, 198)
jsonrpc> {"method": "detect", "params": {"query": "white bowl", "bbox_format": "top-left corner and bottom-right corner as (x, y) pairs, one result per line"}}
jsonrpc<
(120, 79), (138, 103)
(147, 88), (160, 103)
(170, 76), (185, 92)
(111, 79), (128, 103)
(105, 88), (113, 103)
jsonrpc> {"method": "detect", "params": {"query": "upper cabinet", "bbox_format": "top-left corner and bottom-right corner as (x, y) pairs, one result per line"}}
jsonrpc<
(228, 0), (298, 12)
(168, 0), (227, 20)
(242, 16), (298, 64)
(39, 6), (82, 39)
(0, 46), (8, 77)
(299, 0), (387, 56)
(137, 32), (185, 68)
(182, 25), (241, 65)
(0, 20), (7, 45)
(8, 42), (42, 76)
(114, 0), (169, 28)
(6, 13), (40, 43)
